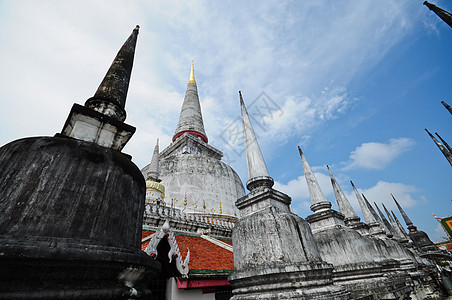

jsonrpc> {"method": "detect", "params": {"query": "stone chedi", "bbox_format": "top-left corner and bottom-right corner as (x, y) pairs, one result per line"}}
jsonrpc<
(228, 92), (349, 300)
(393, 195), (437, 253)
(0, 26), (160, 299)
(141, 62), (244, 218)
(301, 152), (412, 299)
(144, 139), (166, 207)
(352, 184), (422, 276)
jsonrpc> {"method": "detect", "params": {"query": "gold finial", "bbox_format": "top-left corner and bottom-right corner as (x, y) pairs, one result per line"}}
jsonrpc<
(219, 201), (222, 214)
(188, 60), (196, 84)
(184, 192), (187, 206)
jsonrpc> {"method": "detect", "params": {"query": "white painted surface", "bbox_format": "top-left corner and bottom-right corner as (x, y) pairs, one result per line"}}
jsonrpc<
(166, 278), (215, 300)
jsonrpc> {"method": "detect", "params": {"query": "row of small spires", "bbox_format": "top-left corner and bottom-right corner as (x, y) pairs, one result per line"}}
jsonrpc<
(89, 24), (446, 224)
(70, 0), (450, 148)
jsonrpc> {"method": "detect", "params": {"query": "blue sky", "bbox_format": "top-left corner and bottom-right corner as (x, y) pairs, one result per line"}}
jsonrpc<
(0, 0), (450, 242)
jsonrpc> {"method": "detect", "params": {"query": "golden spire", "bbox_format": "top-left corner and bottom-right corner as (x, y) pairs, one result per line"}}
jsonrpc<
(188, 60), (196, 84)
(184, 192), (187, 206)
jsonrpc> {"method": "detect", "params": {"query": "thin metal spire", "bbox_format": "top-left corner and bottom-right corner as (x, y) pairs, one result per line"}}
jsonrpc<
(85, 25), (140, 122)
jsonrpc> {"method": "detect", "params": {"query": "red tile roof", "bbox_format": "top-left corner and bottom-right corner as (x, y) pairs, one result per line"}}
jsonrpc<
(175, 235), (234, 271)
(141, 230), (154, 251)
(141, 230), (234, 272)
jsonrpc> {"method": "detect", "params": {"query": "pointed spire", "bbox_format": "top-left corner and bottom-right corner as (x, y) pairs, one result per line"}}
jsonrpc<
(327, 165), (356, 218)
(442, 101), (452, 115)
(85, 25), (140, 122)
(298, 149), (331, 212)
(392, 194), (417, 232)
(424, 2), (452, 28)
(361, 193), (392, 237)
(351, 181), (377, 225)
(435, 132), (452, 153)
(392, 210), (409, 237)
(188, 60), (196, 84)
(382, 203), (406, 239)
(361, 194), (382, 224)
(374, 202), (394, 232)
(147, 139), (160, 182)
(173, 61), (208, 143)
(425, 128), (452, 166)
(240, 91), (273, 191)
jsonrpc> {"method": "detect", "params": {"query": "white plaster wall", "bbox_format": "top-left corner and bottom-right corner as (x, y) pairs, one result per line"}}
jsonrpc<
(159, 154), (245, 217)
(145, 188), (163, 203)
(166, 278), (215, 300)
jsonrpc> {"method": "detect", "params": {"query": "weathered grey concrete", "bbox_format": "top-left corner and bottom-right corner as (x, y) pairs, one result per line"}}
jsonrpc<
(142, 133), (245, 218)
(351, 182), (387, 239)
(146, 138), (160, 181)
(328, 166), (370, 236)
(382, 203), (408, 242)
(0, 26), (161, 298)
(302, 154), (412, 299)
(173, 63), (207, 143)
(375, 202), (400, 240)
(393, 195), (438, 253)
(299, 148), (331, 212)
(240, 91), (271, 187)
(85, 26), (139, 122)
(424, 1), (452, 28)
(425, 128), (452, 166)
(229, 98), (349, 300)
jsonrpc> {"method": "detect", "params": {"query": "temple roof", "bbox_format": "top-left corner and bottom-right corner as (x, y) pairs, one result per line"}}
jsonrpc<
(142, 230), (234, 275)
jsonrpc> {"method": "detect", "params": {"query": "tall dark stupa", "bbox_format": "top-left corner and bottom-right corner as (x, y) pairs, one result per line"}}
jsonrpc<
(0, 26), (161, 299)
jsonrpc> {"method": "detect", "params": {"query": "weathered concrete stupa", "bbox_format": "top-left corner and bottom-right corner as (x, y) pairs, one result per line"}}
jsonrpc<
(228, 92), (350, 300)
(301, 151), (413, 299)
(0, 26), (160, 299)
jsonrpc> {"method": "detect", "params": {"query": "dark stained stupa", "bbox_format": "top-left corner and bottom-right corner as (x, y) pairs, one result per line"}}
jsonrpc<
(0, 26), (161, 299)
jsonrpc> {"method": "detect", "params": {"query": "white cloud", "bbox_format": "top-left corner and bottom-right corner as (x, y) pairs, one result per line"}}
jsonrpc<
(274, 171), (334, 216)
(343, 138), (415, 170)
(273, 169), (422, 220)
(0, 0), (426, 171)
(433, 224), (450, 243)
(343, 181), (419, 219)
